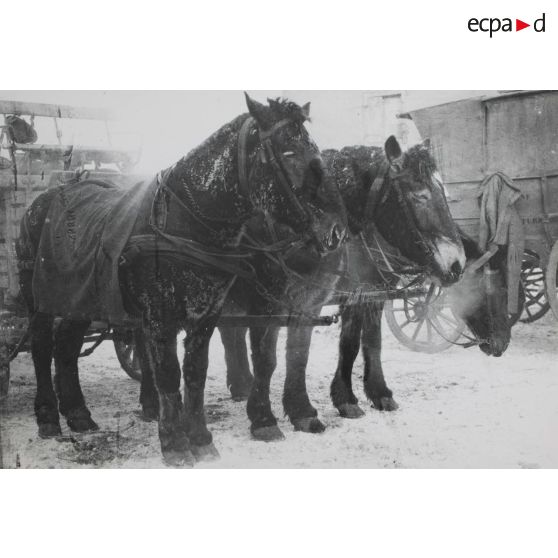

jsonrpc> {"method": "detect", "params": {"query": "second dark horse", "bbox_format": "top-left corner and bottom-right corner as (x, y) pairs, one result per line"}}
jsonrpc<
(184, 139), (469, 431)
(219, 143), (511, 421)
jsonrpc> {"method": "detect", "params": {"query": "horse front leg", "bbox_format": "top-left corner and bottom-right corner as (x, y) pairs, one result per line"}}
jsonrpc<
(283, 325), (325, 433)
(247, 325), (284, 441)
(218, 326), (253, 401)
(183, 317), (220, 462)
(53, 318), (99, 432)
(146, 322), (194, 467)
(134, 327), (160, 422)
(29, 312), (61, 438)
(330, 304), (366, 418)
(361, 303), (398, 411)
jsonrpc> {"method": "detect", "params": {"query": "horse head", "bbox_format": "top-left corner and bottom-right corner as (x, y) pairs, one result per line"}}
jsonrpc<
(244, 94), (347, 257)
(370, 136), (465, 286)
(448, 234), (512, 357)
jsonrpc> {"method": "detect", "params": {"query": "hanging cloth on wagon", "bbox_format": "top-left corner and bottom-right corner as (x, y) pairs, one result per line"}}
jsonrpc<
(5, 115), (38, 144)
(31, 176), (157, 324)
(477, 172), (525, 314)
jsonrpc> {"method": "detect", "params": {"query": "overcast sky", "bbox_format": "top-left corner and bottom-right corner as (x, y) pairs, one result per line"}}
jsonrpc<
(1, 90), (496, 173)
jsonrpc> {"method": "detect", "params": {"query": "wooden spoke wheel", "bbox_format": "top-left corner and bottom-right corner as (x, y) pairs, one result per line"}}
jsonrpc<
(384, 279), (466, 353)
(113, 330), (141, 382)
(546, 241), (558, 321)
(519, 249), (550, 323)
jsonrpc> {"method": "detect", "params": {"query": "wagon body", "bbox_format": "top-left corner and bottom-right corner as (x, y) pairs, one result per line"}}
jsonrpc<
(0, 101), (143, 395)
(0, 100), (141, 311)
(401, 90), (558, 265)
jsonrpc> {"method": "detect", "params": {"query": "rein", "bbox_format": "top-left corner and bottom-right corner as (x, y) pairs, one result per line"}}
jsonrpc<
(355, 161), (431, 283)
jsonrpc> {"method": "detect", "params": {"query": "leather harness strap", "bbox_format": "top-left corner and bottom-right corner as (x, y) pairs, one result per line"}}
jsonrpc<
(363, 161), (390, 223)
(121, 233), (257, 281)
(123, 118), (316, 283)
(237, 117), (255, 202)
(238, 116), (309, 222)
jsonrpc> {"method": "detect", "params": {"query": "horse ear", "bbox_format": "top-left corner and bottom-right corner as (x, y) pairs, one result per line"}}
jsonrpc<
(301, 102), (311, 119)
(385, 135), (402, 163)
(244, 92), (268, 126)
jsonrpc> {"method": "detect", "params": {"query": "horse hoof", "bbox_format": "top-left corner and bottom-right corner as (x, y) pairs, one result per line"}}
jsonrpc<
(229, 384), (252, 402)
(338, 403), (366, 419)
(191, 442), (220, 462)
(372, 397), (399, 412)
(292, 417), (326, 433)
(67, 416), (99, 433)
(38, 422), (62, 439)
(163, 449), (195, 468)
(251, 424), (285, 442)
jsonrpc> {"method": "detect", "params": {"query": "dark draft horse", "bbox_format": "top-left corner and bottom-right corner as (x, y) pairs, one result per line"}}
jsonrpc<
(17, 96), (349, 465)
(219, 143), (511, 420)
(201, 139), (469, 429)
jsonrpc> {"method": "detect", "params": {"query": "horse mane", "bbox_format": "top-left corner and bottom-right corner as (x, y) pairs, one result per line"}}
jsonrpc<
(267, 97), (310, 123)
(402, 144), (437, 181)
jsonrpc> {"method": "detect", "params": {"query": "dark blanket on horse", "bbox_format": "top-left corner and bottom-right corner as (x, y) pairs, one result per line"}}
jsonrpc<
(32, 177), (156, 324)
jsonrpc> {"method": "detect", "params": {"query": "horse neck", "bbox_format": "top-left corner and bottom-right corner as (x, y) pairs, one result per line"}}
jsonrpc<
(329, 146), (384, 235)
(167, 115), (247, 214)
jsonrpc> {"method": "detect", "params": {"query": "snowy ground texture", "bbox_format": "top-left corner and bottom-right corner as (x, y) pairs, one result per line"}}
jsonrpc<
(1, 314), (557, 469)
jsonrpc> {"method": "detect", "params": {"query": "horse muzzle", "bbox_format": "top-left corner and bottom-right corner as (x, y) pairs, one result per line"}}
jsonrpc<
(432, 237), (466, 286)
(479, 337), (509, 357)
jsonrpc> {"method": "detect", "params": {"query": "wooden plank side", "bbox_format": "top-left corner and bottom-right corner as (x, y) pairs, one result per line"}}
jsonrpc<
(448, 176), (554, 255)
(0, 174), (50, 191)
(0, 100), (115, 121)
(485, 91), (558, 177)
(408, 98), (486, 183)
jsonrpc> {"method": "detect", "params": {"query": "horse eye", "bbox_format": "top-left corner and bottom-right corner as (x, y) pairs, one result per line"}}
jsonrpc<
(412, 190), (431, 203)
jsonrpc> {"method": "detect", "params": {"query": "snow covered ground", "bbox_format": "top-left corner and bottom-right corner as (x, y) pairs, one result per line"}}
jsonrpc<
(1, 313), (557, 468)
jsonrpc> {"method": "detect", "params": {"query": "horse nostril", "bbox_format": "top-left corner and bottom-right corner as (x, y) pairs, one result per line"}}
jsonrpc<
(451, 260), (463, 278)
(329, 224), (343, 250)
(309, 158), (324, 183)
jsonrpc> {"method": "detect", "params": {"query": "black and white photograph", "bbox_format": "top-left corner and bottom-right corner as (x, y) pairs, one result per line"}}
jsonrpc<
(1, 1), (557, 555)
(0, 89), (557, 469)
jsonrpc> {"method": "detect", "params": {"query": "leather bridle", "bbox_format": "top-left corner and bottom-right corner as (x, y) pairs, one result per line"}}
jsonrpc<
(361, 161), (437, 271)
(238, 116), (310, 223)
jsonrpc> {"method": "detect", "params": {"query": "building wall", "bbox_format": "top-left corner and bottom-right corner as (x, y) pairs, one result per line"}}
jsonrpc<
(283, 90), (498, 150)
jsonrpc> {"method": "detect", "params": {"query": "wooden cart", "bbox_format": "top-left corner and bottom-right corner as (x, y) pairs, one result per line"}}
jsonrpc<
(0, 100), (143, 397)
(385, 90), (558, 352)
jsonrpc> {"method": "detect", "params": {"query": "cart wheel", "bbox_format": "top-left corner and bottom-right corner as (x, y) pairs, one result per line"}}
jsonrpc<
(546, 241), (558, 321)
(519, 249), (550, 323)
(509, 283), (526, 327)
(384, 279), (466, 353)
(113, 335), (142, 382)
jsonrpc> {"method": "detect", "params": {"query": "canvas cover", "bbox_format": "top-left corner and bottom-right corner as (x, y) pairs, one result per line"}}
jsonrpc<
(32, 177), (156, 324)
(477, 172), (525, 314)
